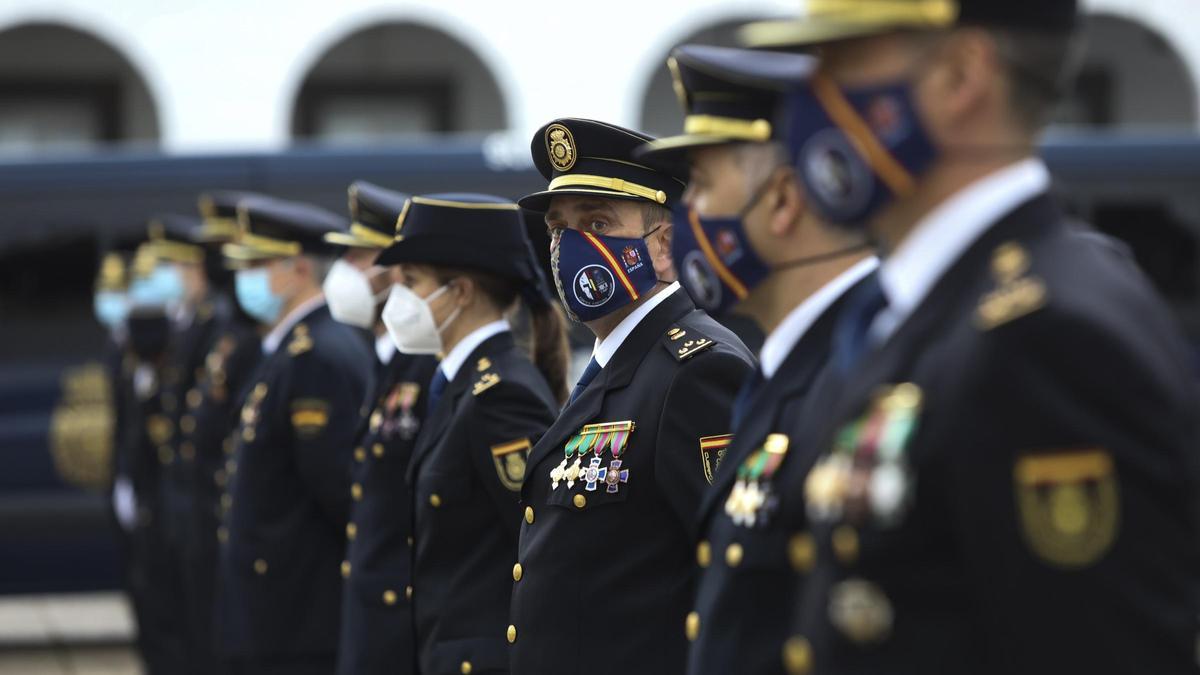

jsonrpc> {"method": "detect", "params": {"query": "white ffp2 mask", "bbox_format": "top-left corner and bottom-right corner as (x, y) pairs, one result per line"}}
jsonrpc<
(324, 259), (386, 329)
(381, 283), (460, 355)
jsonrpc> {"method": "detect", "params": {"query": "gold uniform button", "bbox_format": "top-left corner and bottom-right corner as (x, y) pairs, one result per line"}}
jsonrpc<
(573, 494), (587, 509)
(372, 443), (385, 458)
(242, 427), (256, 442)
(725, 543), (744, 568)
(340, 561), (351, 579)
(346, 523), (357, 540)
(832, 525), (860, 564)
(180, 415), (196, 434)
(524, 506), (535, 524)
(506, 625), (517, 643)
(382, 590), (397, 606)
(186, 388), (202, 409)
(789, 533), (816, 573)
(220, 494), (233, 511)
(696, 541), (712, 568)
(157, 446), (174, 464)
(351, 483), (363, 501)
(460, 661), (473, 674)
(685, 611), (700, 641)
(512, 563), (523, 581)
(216, 526), (229, 543)
(354, 447), (366, 463)
(782, 635), (813, 675)
(253, 383), (267, 398)
(405, 585), (413, 600)
(253, 559), (268, 575)
(430, 494), (442, 508)
(407, 536), (414, 547)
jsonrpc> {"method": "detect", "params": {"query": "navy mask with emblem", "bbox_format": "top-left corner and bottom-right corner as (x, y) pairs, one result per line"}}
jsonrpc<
(672, 178), (873, 315)
(551, 227), (660, 323)
(785, 75), (937, 230)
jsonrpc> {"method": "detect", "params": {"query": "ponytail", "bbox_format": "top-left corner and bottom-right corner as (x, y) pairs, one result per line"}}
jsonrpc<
(527, 301), (570, 405)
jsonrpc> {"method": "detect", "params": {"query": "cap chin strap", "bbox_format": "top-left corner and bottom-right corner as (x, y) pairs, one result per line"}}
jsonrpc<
(773, 243), (873, 273)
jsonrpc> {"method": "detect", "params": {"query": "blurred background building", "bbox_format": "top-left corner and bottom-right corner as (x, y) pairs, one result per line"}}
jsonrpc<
(0, 0), (1198, 673)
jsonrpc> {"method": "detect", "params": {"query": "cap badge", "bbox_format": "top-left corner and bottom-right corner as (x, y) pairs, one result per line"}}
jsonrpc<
(546, 123), (577, 172)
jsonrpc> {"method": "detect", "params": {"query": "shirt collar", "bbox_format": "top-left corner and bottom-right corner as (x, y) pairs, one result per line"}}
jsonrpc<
(759, 256), (879, 379)
(439, 320), (510, 382)
(262, 295), (326, 355)
(876, 158), (1050, 338)
(592, 282), (681, 368)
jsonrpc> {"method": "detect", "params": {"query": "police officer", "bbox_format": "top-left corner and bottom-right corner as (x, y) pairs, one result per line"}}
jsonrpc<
(216, 196), (373, 675)
(376, 193), (567, 675)
(509, 118), (756, 675)
(635, 45), (878, 675)
(740, 1), (1200, 672)
(323, 182), (437, 675)
(175, 191), (267, 675)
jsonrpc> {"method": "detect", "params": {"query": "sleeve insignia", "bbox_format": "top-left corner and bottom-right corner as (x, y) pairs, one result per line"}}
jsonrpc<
(663, 327), (716, 362)
(287, 324), (313, 356)
(472, 372), (501, 396)
(698, 434), (734, 485)
(491, 438), (532, 491)
(976, 242), (1047, 331)
(290, 398), (329, 438)
(1014, 448), (1118, 569)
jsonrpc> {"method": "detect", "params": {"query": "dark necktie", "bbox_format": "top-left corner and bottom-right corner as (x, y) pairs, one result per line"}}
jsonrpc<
(833, 272), (889, 373)
(567, 358), (602, 406)
(427, 367), (449, 414)
(730, 367), (765, 433)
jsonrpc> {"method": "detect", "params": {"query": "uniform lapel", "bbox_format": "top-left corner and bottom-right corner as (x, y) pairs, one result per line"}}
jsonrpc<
(407, 332), (514, 481)
(832, 192), (1059, 426)
(523, 290), (696, 484)
(696, 286), (854, 524)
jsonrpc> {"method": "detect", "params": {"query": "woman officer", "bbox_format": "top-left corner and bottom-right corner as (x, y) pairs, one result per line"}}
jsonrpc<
(376, 193), (569, 675)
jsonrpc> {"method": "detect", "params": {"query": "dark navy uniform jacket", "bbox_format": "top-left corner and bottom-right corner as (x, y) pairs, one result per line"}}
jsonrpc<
(217, 302), (372, 661)
(510, 289), (755, 675)
(411, 331), (557, 675)
(174, 310), (261, 673)
(336, 350), (437, 675)
(686, 269), (874, 675)
(785, 192), (1200, 675)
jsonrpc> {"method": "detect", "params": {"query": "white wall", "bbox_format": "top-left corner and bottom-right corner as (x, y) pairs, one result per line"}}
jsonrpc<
(0, 0), (1195, 153)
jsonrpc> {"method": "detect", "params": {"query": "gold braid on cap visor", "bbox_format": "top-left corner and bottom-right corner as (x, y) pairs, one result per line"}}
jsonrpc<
(548, 175), (668, 204)
(683, 115), (773, 142)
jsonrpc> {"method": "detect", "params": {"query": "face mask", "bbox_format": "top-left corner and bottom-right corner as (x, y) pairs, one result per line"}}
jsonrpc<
(672, 180), (874, 315)
(381, 283), (461, 355)
(551, 227), (661, 323)
(127, 264), (185, 310)
(235, 268), (285, 325)
(94, 291), (129, 329)
(324, 259), (386, 329)
(785, 75), (937, 229)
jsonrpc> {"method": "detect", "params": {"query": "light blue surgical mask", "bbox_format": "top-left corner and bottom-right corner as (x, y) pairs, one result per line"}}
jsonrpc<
(235, 268), (284, 325)
(128, 264), (186, 309)
(94, 290), (129, 329)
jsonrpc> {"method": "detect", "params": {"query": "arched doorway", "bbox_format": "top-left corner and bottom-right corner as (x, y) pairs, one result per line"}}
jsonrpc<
(1056, 13), (1196, 128)
(0, 22), (160, 156)
(291, 22), (508, 143)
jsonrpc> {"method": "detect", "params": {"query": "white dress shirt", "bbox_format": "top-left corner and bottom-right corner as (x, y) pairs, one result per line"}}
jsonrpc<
(871, 158), (1051, 344)
(759, 257), (879, 380)
(591, 282), (682, 368)
(439, 320), (511, 382)
(262, 294), (327, 355)
(375, 333), (397, 365)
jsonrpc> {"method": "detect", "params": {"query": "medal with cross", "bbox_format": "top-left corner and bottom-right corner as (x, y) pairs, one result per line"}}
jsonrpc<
(557, 420), (634, 493)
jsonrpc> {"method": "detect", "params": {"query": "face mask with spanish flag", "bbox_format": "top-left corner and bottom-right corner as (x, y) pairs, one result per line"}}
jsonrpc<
(551, 227), (661, 323)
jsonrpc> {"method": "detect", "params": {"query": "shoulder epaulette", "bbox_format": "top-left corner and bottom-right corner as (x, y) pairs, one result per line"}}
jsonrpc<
(287, 323), (313, 356)
(662, 325), (717, 362)
(975, 241), (1048, 331)
(473, 371), (501, 396)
